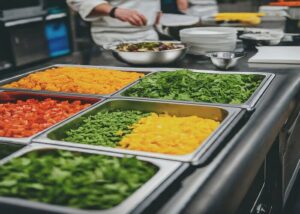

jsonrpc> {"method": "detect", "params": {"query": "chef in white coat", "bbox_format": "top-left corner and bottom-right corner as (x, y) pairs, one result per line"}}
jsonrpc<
(67, 0), (188, 46)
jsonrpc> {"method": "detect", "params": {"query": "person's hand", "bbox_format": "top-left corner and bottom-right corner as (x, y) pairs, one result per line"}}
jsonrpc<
(176, 0), (189, 12)
(115, 8), (147, 26)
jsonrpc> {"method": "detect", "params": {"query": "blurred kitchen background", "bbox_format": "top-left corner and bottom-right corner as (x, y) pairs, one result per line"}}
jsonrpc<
(0, 0), (299, 73)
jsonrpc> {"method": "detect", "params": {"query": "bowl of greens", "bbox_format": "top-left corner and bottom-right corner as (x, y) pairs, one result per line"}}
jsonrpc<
(107, 41), (188, 65)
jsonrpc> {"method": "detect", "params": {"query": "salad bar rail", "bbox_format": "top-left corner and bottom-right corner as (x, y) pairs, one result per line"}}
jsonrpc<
(0, 51), (299, 214)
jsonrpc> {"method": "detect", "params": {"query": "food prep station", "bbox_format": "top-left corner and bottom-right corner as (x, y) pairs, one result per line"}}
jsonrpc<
(1, 0), (300, 213)
(0, 53), (299, 214)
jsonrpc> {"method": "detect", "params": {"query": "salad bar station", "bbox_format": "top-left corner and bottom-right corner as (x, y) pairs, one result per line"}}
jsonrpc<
(0, 47), (299, 214)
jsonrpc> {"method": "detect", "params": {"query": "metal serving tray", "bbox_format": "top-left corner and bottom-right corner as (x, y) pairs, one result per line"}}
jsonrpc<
(114, 68), (275, 111)
(0, 90), (102, 144)
(35, 98), (242, 163)
(0, 142), (24, 160)
(0, 64), (153, 98)
(0, 143), (185, 214)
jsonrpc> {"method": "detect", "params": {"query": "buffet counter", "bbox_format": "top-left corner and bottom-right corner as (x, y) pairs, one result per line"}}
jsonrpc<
(0, 49), (299, 214)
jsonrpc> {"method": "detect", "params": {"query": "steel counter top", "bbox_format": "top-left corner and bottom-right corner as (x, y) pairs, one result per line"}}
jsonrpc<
(1, 49), (300, 213)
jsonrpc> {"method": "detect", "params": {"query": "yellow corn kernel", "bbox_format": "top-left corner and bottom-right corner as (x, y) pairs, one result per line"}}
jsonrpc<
(118, 113), (220, 155)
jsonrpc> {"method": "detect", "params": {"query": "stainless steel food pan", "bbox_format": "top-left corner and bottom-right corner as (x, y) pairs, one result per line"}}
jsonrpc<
(114, 69), (275, 111)
(35, 98), (242, 163)
(0, 90), (102, 144)
(0, 64), (153, 98)
(0, 143), (184, 214)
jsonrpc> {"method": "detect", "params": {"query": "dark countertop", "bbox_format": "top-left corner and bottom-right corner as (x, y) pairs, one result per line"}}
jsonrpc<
(1, 49), (300, 213)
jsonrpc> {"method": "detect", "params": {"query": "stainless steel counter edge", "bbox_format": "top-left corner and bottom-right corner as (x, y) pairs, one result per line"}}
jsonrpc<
(0, 143), (184, 214)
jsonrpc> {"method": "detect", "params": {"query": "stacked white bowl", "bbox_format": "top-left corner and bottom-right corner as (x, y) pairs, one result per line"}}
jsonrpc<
(180, 27), (237, 55)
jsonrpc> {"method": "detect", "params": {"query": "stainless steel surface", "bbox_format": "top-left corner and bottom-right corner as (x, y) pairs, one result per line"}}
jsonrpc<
(115, 69), (275, 110)
(206, 52), (245, 70)
(0, 91), (102, 144)
(34, 98), (241, 163)
(109, 41), (188, 65)
(0, 64), (152, 98)
(0, 143), (183, 214)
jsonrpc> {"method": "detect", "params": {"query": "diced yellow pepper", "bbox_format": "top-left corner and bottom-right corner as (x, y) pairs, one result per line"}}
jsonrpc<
(118, 113), (220, 155)
(3, 67), (144, 95)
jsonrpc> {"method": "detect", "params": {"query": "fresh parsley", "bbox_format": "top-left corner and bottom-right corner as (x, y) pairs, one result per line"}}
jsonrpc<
(123, 70), (264, 104)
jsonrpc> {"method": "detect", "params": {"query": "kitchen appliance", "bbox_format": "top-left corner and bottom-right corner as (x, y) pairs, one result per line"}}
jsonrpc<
(0, 17), (49, 67)
(0, 0), (49, 67)
(0, 0), (45, 21)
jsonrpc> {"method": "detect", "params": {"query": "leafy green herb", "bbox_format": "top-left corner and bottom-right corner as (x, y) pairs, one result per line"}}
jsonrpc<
(123, 70), (264, 104)
(116, 42), (182, 52)
(62, 110), (149, 146)
(0, 150), (157, 210)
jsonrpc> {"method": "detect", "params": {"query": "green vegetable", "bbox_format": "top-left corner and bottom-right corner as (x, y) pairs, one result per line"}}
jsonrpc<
(116, 42), (181, 52)
(62, 110), (149, 146)
(0, 150), (157, 210)
(123, 70), (264, 104)
(0, 143), (23, 160)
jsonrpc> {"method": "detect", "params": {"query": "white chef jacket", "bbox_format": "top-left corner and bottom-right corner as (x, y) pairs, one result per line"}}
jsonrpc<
(67, 0), (160, 46)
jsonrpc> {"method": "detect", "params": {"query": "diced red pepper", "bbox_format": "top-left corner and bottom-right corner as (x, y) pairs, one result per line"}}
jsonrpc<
(0, 98), (90, 138)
